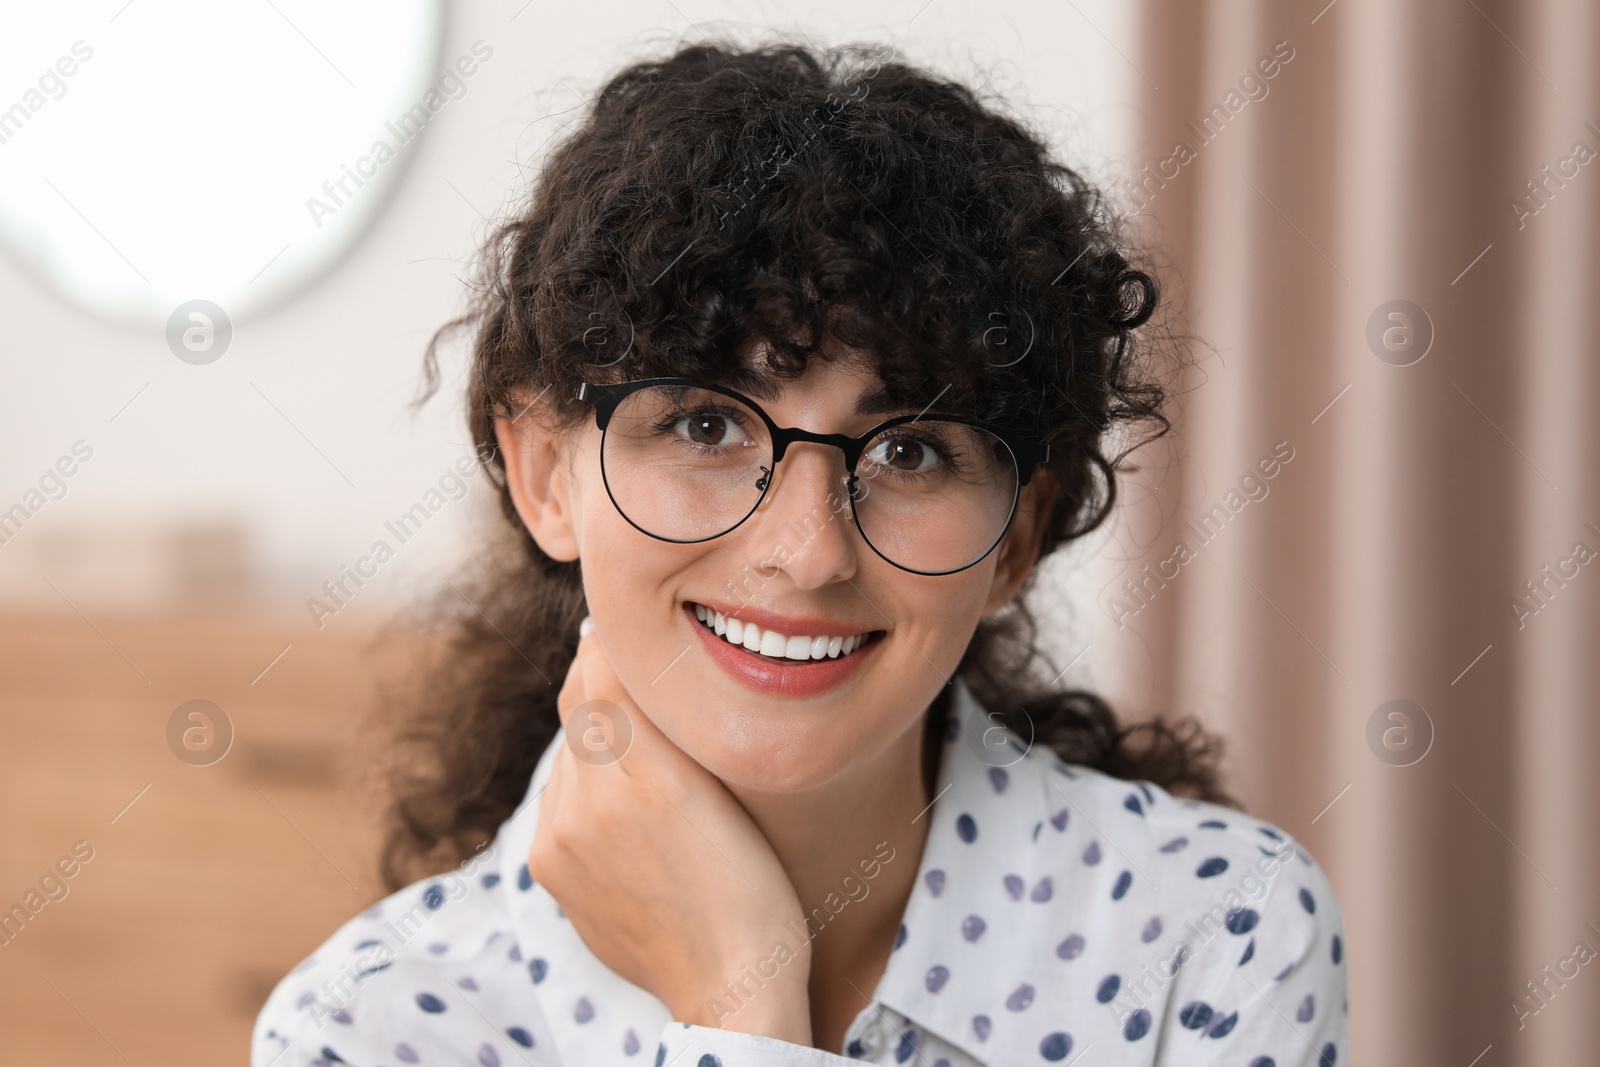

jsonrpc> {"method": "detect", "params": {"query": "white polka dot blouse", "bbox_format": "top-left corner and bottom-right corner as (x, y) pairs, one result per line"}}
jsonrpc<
(253, 675), (1348, 1067)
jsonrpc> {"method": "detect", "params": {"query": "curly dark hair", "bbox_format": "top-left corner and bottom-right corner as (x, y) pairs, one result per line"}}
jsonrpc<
(377, 37), (1231, 891)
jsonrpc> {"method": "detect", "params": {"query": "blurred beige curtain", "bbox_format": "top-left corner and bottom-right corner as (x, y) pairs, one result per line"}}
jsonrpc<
(1117, 0), (1600, 1062)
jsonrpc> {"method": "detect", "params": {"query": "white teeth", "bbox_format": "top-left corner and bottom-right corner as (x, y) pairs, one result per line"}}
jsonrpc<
(692, 604), (875, 662)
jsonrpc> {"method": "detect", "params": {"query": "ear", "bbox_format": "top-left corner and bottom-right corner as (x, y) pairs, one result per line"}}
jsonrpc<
(981, 467), (1058, 616)
(494, 395), (582, 562)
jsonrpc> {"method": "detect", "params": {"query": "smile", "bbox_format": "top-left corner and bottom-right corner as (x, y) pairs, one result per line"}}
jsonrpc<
(690, 602), (883, 662)
(683, 601), (886, 696)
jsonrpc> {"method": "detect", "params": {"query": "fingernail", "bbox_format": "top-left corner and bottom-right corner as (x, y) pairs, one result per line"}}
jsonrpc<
(579, 615), (594, 637)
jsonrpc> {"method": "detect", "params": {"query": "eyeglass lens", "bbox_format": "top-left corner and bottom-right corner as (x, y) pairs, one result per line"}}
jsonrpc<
(598, 383), (1019, 573)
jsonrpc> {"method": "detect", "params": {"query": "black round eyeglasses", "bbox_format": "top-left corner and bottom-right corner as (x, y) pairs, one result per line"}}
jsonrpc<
(575, 377), (1050, 576)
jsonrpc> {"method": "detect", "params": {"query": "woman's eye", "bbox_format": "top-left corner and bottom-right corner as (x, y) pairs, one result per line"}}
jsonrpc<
(676, 411), (748, 448)
(865, 436), (940, 472)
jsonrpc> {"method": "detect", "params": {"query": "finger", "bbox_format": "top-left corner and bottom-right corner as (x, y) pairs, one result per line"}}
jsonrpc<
(574, 626), (702, 777)
(554, 623), (593, 735)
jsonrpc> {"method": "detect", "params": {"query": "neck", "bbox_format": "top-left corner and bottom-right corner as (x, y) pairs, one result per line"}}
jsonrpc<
(726, 692), (948, 1005)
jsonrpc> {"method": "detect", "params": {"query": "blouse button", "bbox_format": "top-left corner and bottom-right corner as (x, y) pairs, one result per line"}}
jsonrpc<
(858, 1018), (886, 1055)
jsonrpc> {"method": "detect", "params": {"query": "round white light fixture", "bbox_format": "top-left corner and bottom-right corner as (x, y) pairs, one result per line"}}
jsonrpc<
(0, 0), (444, 328)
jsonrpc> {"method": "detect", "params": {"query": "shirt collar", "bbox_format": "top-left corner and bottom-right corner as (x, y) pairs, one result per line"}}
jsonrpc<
(493, 675), (1038, 1066)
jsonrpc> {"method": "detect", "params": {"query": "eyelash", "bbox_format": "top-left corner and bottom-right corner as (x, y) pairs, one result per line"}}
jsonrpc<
(647, 405), (754, 452)
(648, 405), (970, 476)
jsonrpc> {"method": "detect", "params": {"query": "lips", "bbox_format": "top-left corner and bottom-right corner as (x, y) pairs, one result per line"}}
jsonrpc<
(690, 601), (883, 662)
(683, 601), (886, 696)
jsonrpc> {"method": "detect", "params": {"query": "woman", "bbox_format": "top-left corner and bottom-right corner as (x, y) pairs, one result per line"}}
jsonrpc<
(254, 38), (1346, 1067)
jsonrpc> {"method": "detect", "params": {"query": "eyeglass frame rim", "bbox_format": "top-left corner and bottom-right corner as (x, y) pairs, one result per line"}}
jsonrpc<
(573, 375), (1051, 576)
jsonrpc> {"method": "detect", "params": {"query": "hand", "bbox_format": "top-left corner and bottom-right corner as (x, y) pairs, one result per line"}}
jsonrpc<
(528, 618), (814, 1044)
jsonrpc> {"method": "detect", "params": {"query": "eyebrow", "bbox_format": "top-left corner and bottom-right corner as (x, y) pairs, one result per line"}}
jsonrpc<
(723, 370), (926, 418)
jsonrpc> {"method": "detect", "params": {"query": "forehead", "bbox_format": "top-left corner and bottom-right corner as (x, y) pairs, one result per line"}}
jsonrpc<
(716, 342), (921, 419)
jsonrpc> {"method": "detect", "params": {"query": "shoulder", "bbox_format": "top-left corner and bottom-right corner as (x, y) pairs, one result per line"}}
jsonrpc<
(251, 845), (553, 1067)
(1028, 752), (1345, 963)
(1023, 754), (1348, 1060)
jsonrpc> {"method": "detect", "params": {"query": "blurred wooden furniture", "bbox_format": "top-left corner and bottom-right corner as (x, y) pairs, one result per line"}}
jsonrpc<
(0, 611), (420, 1065)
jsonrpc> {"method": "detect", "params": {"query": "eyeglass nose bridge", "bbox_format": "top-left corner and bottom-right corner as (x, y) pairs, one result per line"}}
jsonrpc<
(761, 425), (874, 498)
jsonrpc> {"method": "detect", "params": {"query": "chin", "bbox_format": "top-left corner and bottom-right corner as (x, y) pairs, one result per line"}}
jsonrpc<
(660, 703), (861, 795)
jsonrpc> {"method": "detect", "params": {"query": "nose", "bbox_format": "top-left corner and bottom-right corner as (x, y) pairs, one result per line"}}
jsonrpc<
(746, 441), (859, 588)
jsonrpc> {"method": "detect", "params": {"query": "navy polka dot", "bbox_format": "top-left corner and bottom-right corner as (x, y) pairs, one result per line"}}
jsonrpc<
(1111, 870), (1132, 899)
(1319, 1043), (1337, 1066)
(1005, 983), (1035, 1011)
(1196, 857), (1229, 878)
(895, 1028), (919, 1063)
(1056, 933), (1085, 959)
(1003, 874), (1025, 900)
(927, 965), (950, 992)
(478, 1043), (501, 1066)
(1179, 1001), (1213, 1029)
(925, 869), (946, 897)
(962, 915), (986, 941)
(973, 1014), (992, 1041)
(1040, 1032), (1073, 1061)
(416, 992), (446, 1013)
(423, 884), (445, 909)
(1031, 877), (1053, 902)
(1299, 887), (1316, 913)
(1123, 1009), (1152, 1040)
(1199, 818), (1228, 829)
(1159, 836), (1188, 853)
(1050, 808), (1069, 831)
(1141, 916), (1162, 942)
(1332, 934), (1343, 964)
(320, 1047), (346, 1063)
(517, 864), (533, 891)
(697, 1056), (722, 1067)
(1239, 937), (1256, 965)
(507, 1027), (534, 1048)
(1083, 841), (1102, 865)
(1207, 1011), (1238, 1038)
(989, 767), (1009, 793)
(574, 996), (594, 1023)
(528, 958), (547, 984)
(1297, 993), (1315, 1022)
(480, 872), (501, 889)
(1249, 1059), (1277, 1067)
(624, 1028), (640, 1055)
(395, 1043), (419, 1063)
(655, 1043), (666, 1067)
(1124, 793), (1144, 815)
(1226, 907), (1260, 934)
(895, 922), (908, 949)
(847, 1038), (866, 1058)
(956, 813), (978, 842)
(1096, 974), (1120, 1002)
